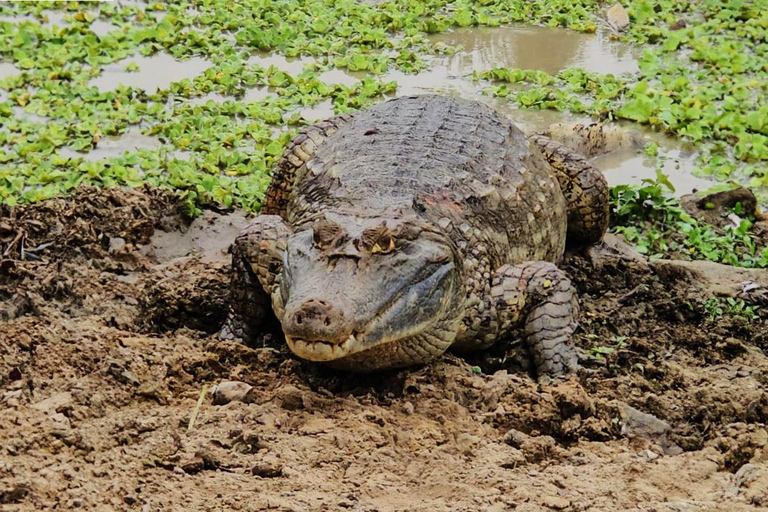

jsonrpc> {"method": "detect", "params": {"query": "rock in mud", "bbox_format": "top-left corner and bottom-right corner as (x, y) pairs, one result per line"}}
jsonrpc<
(619, 402), (682, 455)
(734, 463), (761, 488)
(31, 391), (73, 413)
(680, 186), (758, 229)
(211, 381), (256, 405)
(619, 403), (671, 439)
(649, 259), (768, 302)
(251, 463), (283, 478)
(541, 495), (571, 510)
(606, 3), (630, 32)
(180, 457), (205, 475)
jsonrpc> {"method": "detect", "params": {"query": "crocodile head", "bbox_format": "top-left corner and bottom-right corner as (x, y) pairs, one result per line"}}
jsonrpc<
(273, 211), (462, 370)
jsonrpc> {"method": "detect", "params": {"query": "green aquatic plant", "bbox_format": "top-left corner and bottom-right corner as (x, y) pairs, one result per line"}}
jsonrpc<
(609, 172), (768, 268)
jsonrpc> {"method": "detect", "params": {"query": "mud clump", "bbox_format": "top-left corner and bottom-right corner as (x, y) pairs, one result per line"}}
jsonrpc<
(1, 187), (767, 511)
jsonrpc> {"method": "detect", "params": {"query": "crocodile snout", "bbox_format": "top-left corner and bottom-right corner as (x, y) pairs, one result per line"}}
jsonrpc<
(283, 298), (349, 344)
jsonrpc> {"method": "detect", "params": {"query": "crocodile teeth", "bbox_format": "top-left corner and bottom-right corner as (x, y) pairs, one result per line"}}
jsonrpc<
(286, 333), (357, 362)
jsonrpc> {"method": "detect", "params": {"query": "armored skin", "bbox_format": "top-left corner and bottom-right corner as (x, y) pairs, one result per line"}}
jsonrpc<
(221, 95), (609, 377)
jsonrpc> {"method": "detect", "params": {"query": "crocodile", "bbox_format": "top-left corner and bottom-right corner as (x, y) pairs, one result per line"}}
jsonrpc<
(221, 95), (609, 377)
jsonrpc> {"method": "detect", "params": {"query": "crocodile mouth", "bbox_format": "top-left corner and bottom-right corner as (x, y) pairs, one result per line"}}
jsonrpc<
(285, 333), (360, 362)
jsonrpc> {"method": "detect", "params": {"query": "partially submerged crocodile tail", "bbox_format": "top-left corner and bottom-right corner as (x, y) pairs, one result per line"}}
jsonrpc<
(529, 134), (609, 244)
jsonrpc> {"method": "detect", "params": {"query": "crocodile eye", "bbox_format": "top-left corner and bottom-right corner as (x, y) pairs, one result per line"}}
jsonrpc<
(361, 224), (396, 254)
(312, 218), (345, 250)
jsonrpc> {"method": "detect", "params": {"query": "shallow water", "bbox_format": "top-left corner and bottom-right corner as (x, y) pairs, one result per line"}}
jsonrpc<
(59, 126), (162, 161)
(430, 25), (639, 76)
(247, 54), (315, 76)
(0, 62), (20, 81)
(593, 134), (714, 195)
(88, 53), (212, 93)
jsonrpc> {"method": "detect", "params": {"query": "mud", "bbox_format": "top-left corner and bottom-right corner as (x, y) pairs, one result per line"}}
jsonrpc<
(1, 187), (767, 511)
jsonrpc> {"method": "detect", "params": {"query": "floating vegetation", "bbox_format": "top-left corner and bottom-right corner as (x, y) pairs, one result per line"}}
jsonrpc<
(0, 0), (765, 229)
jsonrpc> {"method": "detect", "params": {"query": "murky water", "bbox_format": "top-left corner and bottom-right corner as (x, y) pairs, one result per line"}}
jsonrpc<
(593, 132), (714, 194)
(90, 20), (118, 37)
(0, 62), (20, 80)
(59, 126), (162, 161)
(429, 25), (638, 76)
(88, 53), (212, 93)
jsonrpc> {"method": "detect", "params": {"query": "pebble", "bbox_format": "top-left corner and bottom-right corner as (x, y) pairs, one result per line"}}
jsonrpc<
(252, 462), (283, 478)
(644, 449), (660, 460)
(180, 457), (205, 475)
(211, 381), (256, 405)
(109, 237), (126, 254)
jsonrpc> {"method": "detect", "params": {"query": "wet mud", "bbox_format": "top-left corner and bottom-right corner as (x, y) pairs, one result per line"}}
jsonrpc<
(1, 187), (767, 511)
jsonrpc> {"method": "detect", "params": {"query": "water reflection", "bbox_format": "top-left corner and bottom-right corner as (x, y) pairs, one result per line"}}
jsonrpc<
(89, 53), (212, 93)
(594, 132), (714, 195)
(0, 62), (20, 80)
(60, 126), (161, 161)
(294, 100), (335, 122)
(430, 25), (638, 76)
(247, 54), (315, 75)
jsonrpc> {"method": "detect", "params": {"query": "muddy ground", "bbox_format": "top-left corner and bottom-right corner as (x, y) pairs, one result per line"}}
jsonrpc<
(1, 187), (767, 511)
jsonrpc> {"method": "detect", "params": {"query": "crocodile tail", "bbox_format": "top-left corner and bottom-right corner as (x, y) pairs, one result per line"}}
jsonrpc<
(529, 134), (609, 244)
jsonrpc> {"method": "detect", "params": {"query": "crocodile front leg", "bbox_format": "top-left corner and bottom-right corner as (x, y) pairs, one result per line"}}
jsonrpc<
(487, 261), (580, 378)
(219, 215), (292, 342)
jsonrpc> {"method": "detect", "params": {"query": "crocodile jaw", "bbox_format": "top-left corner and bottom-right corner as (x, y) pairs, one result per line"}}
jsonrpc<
(285, 334), (357, 362)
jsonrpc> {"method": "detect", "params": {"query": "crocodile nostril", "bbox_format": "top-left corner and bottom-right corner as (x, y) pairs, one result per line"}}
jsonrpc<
(286, 298), (346, 341)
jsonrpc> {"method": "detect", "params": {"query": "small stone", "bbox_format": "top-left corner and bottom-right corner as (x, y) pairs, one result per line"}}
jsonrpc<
(109, 237), (126, 254)
(619, 403), (671, 440)
(502, 429), (529, 449)
(211, 381), (255, 405)
(252, 463), (283, 478)
(180, 457), (205, 475)
(734, 463), (761, 488)
(276, 385), (306, 410)
(2, 390), (23, 404)
(644, 450), (660, 460)
(31, 392), (73, 413)
(123, 495), (136, 505)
